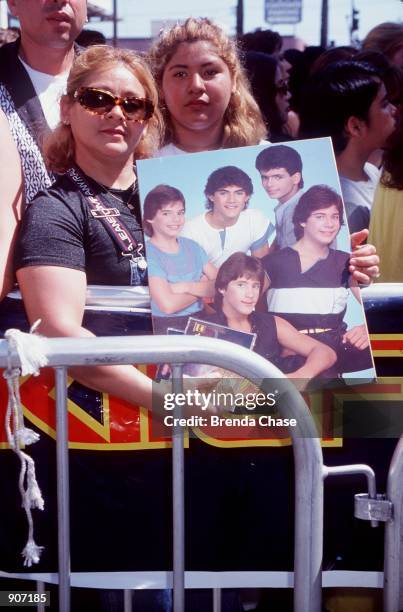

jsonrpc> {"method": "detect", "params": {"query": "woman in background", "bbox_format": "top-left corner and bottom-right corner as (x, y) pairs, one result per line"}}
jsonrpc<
(243, 50), (292, 142)
(369, 119), (403, 281)
(362, 22), (403, 69)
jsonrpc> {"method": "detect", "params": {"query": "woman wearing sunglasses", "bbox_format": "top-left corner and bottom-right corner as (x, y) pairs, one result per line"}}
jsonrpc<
(148, 18), (379, 284)
(15, 45), (163, 406)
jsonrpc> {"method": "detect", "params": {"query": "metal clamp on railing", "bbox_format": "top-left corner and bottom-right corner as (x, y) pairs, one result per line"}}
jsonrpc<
(323, 464), (380, 527)
(354, 493), (393, 523)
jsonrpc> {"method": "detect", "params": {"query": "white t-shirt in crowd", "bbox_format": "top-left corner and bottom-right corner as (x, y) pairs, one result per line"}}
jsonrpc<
(19, 57), (68, 129)
(157, 143), (188, 157)
(181, 208), (275, 267)
(156, 140), (271, 158)
(339, 162), (381, 212)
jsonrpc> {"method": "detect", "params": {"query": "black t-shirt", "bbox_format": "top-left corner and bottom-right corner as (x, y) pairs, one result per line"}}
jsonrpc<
(201, 310), (283, 366)
(15, 170), (146, 286)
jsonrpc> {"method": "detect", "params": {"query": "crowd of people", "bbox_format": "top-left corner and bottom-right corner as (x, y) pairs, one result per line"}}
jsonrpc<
(0, 2), (401, 609)
(1, 5), (391, 400)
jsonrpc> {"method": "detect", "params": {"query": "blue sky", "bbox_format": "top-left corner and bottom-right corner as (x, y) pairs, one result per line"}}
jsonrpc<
(92, 0), (402, 46)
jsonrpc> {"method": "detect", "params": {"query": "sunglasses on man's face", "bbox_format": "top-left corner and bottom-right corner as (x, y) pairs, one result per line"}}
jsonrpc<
(73, 87), (154, 122)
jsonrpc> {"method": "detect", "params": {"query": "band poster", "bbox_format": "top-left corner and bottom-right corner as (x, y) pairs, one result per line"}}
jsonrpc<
(137, 137), (376, 388)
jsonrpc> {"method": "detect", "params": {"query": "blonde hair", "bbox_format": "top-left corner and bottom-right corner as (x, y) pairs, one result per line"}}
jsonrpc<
(148, 17), (267, 148)
(362, 23), (403, 62)
(45, 45), (164, 173)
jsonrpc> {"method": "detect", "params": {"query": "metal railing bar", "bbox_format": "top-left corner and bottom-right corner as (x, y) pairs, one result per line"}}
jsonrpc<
(172, 364), (185, 612)
(35, 580), (46, 612)
(0, 335), (323, 612)
(1, 569), (384, 589)
(123, 589), (132, 612)
(384, 436), (403, 612)
(213, 587), (221, 612)
(55, 367), (70, 612)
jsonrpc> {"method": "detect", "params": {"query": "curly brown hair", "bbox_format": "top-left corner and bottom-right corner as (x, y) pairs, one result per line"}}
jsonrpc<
(148, 17), (267, 149)
(45, 45), (164, 173)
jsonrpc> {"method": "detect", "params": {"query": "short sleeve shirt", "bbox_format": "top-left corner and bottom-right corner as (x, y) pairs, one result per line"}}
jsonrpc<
(181, 208), (275, 267)
(146, 236), (208, 317)
(262, 247), (350, 331)
(15, 171), (146, 286)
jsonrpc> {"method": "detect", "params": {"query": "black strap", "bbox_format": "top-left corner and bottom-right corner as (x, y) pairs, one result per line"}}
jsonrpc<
(0, 40), (47, 148)
(0, 41), (84, 150)
(66, 166), (144, 258)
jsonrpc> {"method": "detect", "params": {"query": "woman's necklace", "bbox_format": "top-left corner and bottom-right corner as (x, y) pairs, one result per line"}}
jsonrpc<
(90, 176), (138, 211)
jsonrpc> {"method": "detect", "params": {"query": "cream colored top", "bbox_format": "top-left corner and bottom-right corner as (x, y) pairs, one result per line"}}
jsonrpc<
(368, 180), (403, 282)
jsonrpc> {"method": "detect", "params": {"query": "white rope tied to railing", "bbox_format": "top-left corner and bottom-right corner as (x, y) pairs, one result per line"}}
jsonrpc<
(2, 321), (48, 567)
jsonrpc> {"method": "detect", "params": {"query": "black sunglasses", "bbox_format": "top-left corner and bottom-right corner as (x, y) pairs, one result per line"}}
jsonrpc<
(74, 87), (154, 122)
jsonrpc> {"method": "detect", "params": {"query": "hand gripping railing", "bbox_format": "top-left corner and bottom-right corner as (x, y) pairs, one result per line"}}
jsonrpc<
(0, 334), (378, 612)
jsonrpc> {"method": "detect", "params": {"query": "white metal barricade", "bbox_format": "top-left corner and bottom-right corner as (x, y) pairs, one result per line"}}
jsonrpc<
(0, 334), (385, 612)
(384, 436), (403, 611)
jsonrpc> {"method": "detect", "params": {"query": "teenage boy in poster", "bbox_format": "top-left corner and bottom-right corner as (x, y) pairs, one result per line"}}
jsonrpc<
(255, 144), (305, 249)
(262, 185), (373, 377)
(199, 251), (336, 381)
(143, 184), (217, 333)
(181, 165), (275, 266)
(255, 143), (380, 285)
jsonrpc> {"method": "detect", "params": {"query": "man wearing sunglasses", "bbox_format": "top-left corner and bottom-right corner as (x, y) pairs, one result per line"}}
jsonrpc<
(0, 0), (88, 201)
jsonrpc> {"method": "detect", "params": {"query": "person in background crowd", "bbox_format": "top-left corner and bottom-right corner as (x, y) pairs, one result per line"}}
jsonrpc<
(309, 45), (358, 75)
(369, 117), (403, 281)
(354, 50), (403, 169)
(76, 28), (106, 47)
(243, 51), (292, 142)
(238, 28), (283, 57)
(282, 45), (325, 117)
(15, 44), (163, 406)
(0, 0), (88, 300)
(355, 50), (403, 108)
(299, 60), (397, 233)
(0, 0), (88, 170)
(362, 22), (403, 69)
(0, 27), (19, 46)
